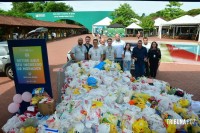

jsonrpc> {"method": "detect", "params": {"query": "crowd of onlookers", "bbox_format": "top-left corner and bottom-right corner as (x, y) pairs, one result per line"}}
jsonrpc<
(70, 34), (161, 79)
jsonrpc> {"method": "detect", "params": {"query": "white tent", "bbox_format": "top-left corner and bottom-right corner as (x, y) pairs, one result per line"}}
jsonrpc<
(162, 15), (200, 26)
(126, 22), (143, 35)
(93, 17), (112, 26)
(154, 18), (167, 36)
(194, 14), (200, 21)
(158, 15), (200, 43)
(126, 23), (142, 29)
(154, 17), (167, 27)
(92, 17), (112, 34)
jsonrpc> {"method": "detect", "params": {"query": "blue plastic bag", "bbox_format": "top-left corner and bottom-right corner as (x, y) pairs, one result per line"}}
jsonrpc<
(87, 77), (97, 87)
(94, 62), (106, 70)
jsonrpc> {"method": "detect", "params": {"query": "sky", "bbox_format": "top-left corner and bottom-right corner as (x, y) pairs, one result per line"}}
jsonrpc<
(0, 1), (200, 16)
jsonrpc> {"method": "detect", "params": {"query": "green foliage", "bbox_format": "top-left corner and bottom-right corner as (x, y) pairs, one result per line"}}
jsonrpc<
(0, 2), (74, 19)
(111, 3), (139, 27)
(0, 9), (6, 13)
(33, 2), (45, 12)
(166, 1), (183, 8)
(11, 2), (73, 13)
(12, 2), (34, 13)
(43, 2), (73, 12)
(140, 13), (146, 19)
(149, 1), (185, 21)
(186, 8), (200, 16)
(0, 10), (33, 19)
(140, 16), (155, 31)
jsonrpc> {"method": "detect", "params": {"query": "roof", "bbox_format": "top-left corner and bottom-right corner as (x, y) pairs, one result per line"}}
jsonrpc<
(131, 18), (141, 24)
(93, 17), (112, 26)
(194, 14), (200, 20)
(154, 17), (167, 27)
(126, 22), (142, 29)
(162, 15), (200, 26)
(0, 15), (82, 28)
(107, 23), (125, 28)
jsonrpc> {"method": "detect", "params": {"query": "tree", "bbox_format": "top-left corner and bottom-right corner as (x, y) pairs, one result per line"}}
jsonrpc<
(166, 1), (183, 8)
(33, 2), (45, 12)
(111, 3), (139, 26)
(44, 2), (73, 12)
(0, 10), (33, 18)
(0, 9), (6, 14)
(160, 2), (185, 20)
(186, 8), (200, 16)
(11, 2), (34, 13)
(140, 16), (154, 31)
(140, 13), (146, 19)
(148, 1), (185, 21)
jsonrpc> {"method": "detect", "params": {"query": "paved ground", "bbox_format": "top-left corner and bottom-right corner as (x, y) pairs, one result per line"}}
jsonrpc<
(0, 35), (200, 132)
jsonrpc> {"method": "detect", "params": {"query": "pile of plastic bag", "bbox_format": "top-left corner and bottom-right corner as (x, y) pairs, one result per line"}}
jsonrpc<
(2, 60), (200, 133)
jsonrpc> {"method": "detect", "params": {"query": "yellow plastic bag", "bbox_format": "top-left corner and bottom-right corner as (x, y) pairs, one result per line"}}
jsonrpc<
(82, 84), (92, 92)
(178, 99), (190, 108)
(91, 101), (103, 108)
(73, 88), (80, 95)
(132, 119), (151, 133)
(20, 126), (37, 133)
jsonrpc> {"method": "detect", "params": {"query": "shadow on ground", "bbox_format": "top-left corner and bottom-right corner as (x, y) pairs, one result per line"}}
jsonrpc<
(0, 72), (6, 77)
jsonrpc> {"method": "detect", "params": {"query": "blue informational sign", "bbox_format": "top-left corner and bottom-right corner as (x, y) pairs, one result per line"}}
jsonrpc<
(7, 39), (52, 113)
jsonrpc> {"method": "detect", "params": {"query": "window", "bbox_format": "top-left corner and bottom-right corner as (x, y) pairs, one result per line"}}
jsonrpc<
(0, 47), (7, 56)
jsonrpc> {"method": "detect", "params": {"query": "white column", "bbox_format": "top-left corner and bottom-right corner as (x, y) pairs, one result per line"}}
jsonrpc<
(196, 44), (199, 61)
(158, 25), (162, 39)
(92, 25), (94, 35)
(173, 26), (175, 39)
(198, 26), (200, 43)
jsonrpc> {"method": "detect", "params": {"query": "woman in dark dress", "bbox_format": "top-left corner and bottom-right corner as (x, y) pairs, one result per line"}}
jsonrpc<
(148, 41), (161, 78)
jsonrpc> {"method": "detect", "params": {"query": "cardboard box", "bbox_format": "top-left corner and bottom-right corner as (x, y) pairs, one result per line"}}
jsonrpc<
(38, 100), (55, 115)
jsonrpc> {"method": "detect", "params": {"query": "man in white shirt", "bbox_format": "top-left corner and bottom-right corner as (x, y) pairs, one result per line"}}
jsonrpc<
(70, 38), (87, 62)
(143, 37), (151, 52)
(143, 37), (151, 77)
(112, 34), (126, 69)
(88, 39), (103, 61)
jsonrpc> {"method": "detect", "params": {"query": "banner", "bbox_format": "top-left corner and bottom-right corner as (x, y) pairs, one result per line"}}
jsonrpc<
(8, 39), (52, 95)
(13, 46), (46, 84)
(8, 39), (52, 113)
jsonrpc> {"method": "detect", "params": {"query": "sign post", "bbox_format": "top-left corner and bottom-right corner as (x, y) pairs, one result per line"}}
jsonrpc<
(8, 39), (52, 113)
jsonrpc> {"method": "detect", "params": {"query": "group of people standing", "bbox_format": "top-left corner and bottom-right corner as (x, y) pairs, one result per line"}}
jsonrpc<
(132, 37), (161, 79)
(70, 34), (161, 79)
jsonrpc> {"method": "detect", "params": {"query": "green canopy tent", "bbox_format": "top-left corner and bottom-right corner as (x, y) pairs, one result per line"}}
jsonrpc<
(105, 23), (125, 37)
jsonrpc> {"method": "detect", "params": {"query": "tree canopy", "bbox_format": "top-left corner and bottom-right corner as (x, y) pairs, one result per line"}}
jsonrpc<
(12, 2), (34, 13)
(43, 2), (73, 12)
(186, 8), (200, 16)
(111, 3), (139, 27)
(140, 16), (155, 31)
(149, 1), (185, 21)
(0, 2), (74, 19)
